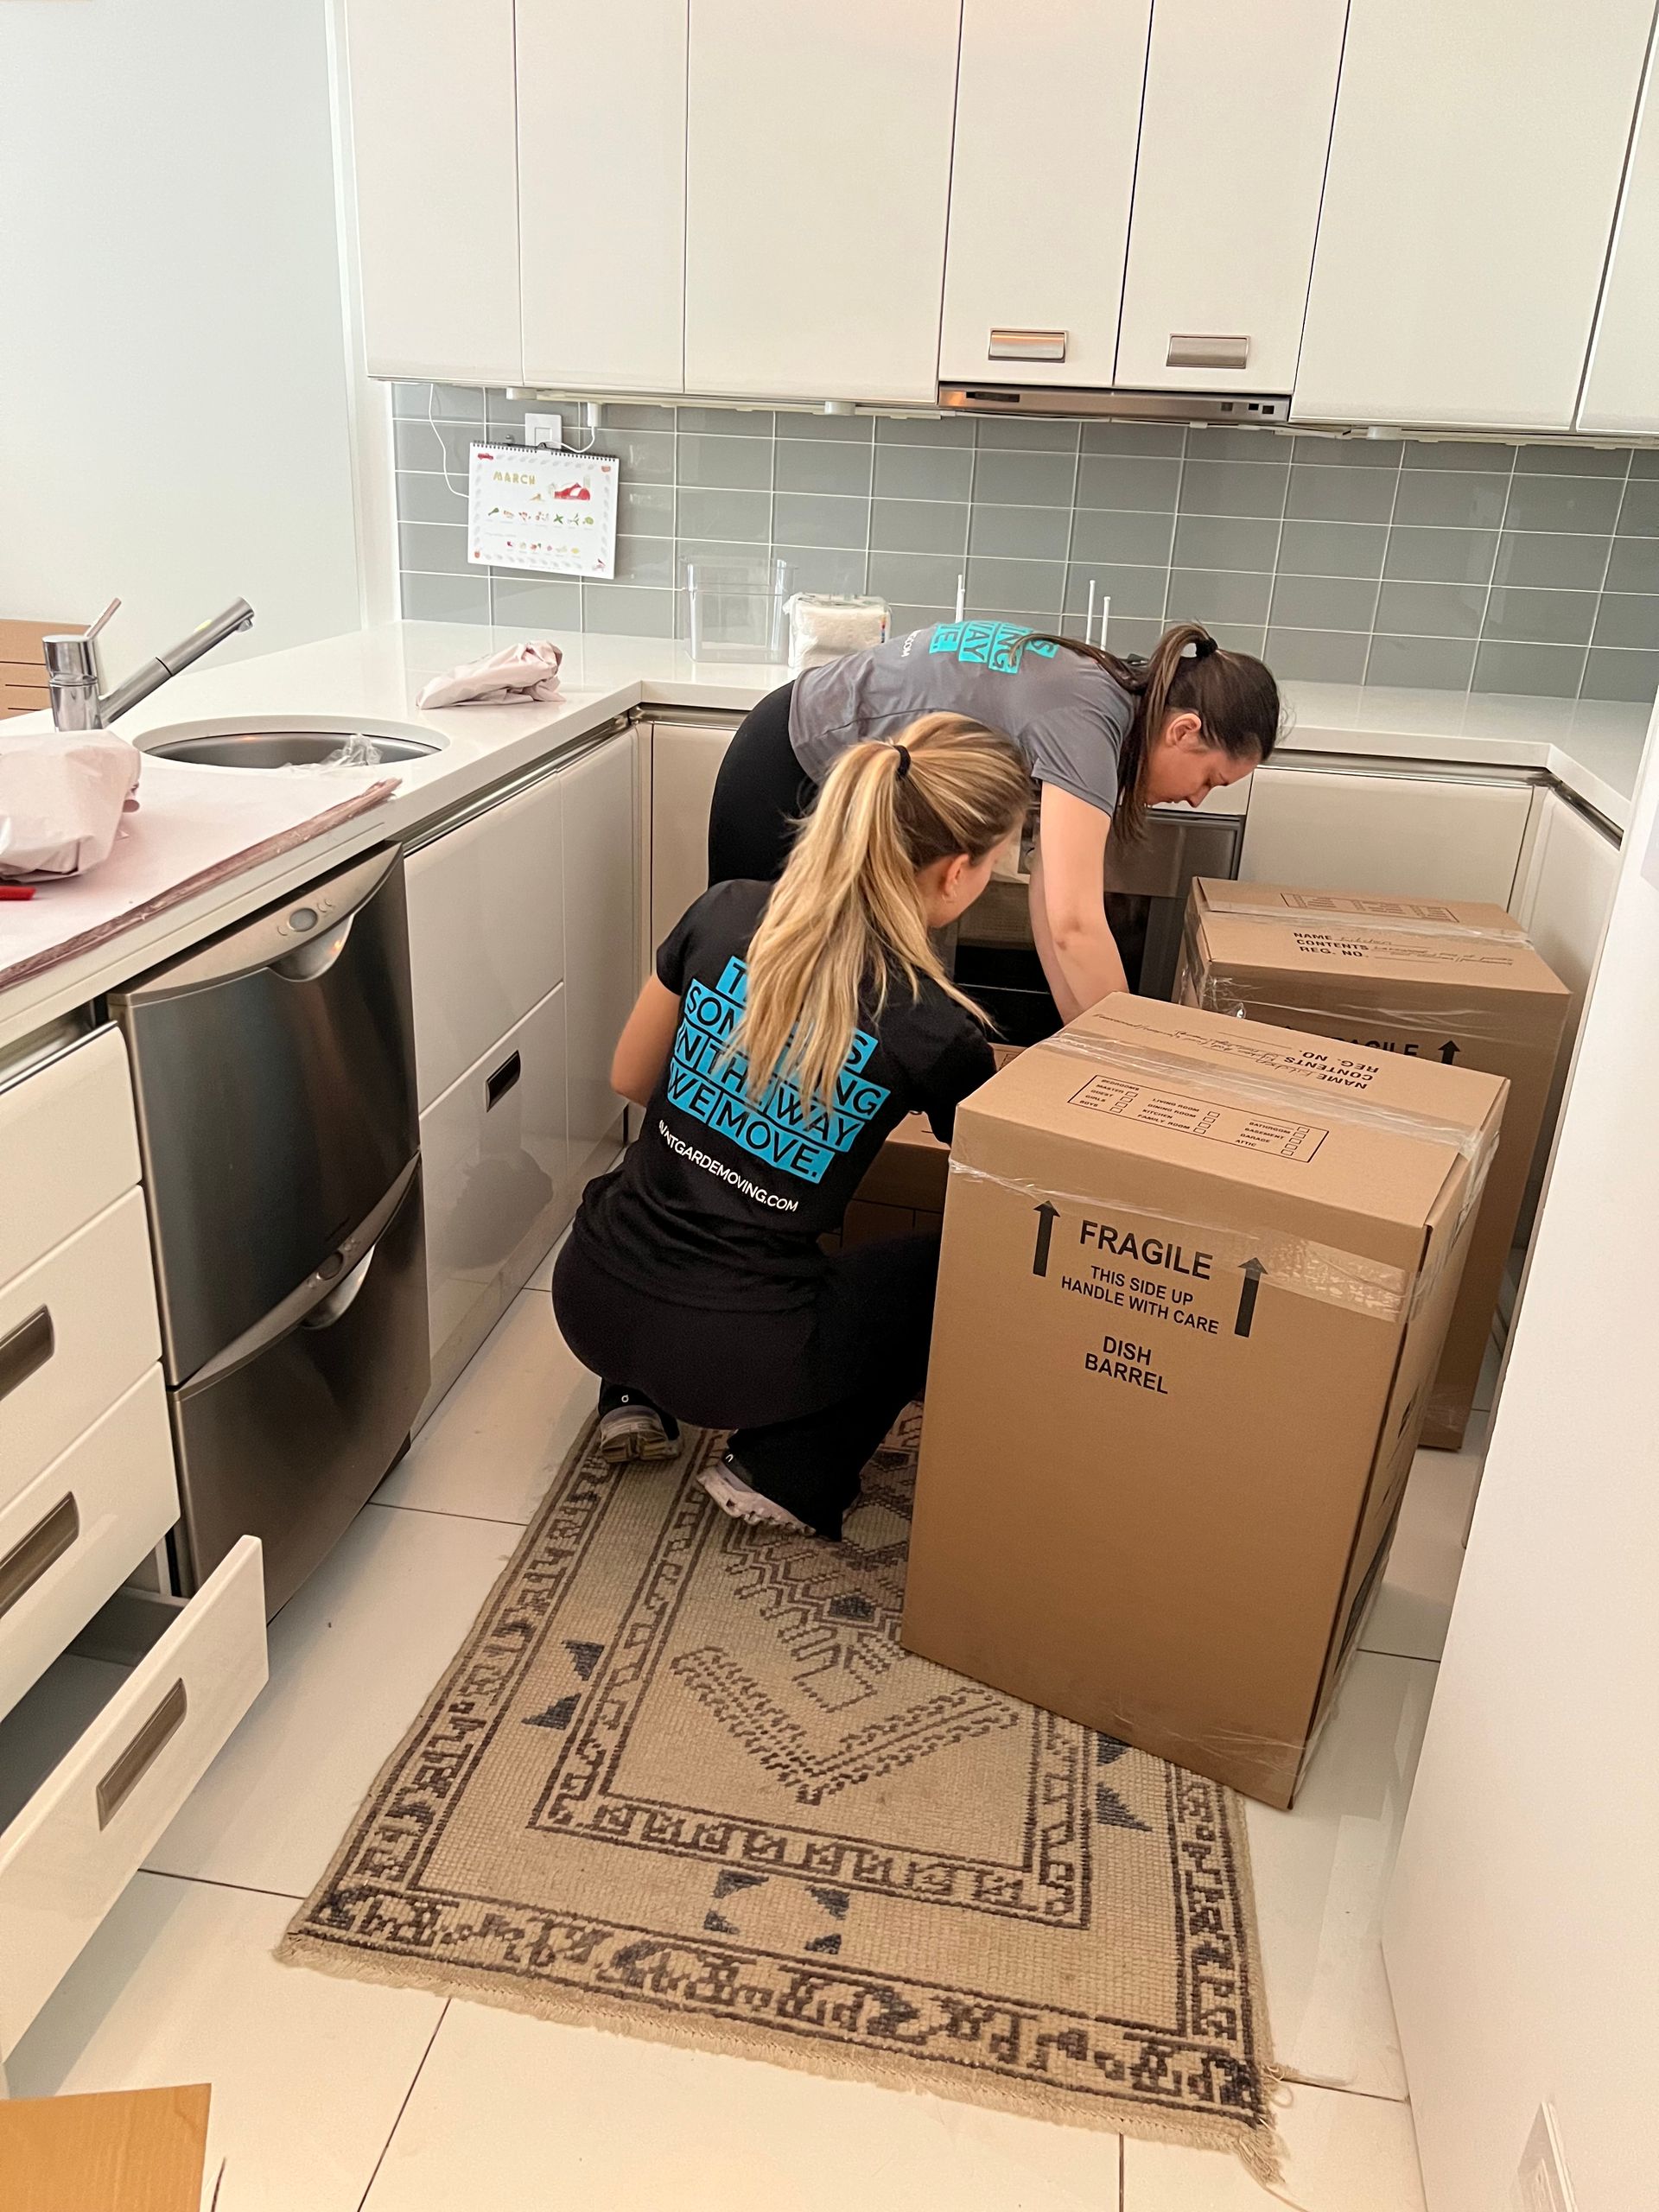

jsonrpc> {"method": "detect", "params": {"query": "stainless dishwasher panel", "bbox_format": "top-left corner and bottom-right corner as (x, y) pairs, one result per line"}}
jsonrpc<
(171, 1160), (429, 1610)
(113, 848), (418, 1384)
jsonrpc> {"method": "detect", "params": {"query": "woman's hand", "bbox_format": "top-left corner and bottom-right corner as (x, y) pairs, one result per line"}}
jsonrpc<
(1029, 783), (1129, 1022)
(611, 975), (683, 1107)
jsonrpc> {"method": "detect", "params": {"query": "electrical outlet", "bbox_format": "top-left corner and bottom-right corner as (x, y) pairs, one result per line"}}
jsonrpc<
(524, 412), (564, 449)
(1513, 2105), (1576, 2212)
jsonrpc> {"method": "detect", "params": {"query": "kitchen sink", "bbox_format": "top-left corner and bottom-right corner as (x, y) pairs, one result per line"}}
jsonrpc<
(144, 728), (441, 769)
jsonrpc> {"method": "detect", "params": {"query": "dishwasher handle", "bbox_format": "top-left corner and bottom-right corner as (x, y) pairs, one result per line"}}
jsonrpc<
(119, 844), (401, 1003)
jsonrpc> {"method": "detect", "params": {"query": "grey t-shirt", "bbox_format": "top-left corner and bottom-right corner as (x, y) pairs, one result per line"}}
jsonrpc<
(789, 621), (1133, 817)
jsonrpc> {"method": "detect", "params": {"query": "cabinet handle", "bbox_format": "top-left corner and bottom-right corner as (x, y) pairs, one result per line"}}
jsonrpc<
(0, 1492), (79, 1624)
(1166, 334), (1250, 372)
(486, 1050), (522, 1109)
(97, 1677), (188, 1829)
(0, 1306), (54, 1406)
(988, 328), (1067, 363)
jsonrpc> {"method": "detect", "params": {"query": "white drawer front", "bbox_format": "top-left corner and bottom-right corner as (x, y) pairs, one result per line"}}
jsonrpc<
(0, 1029), (141, 1290)
(0, 1368), (180, 1725)
(421, 984), (569, 1363)
(0, 1535), (266, 2057)
(406, 768), (567, 1110)
(0, 1190), (162, 1518)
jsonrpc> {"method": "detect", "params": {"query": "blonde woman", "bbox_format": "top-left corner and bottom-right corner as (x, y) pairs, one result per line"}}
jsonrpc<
(553, 713), (1030, 1538)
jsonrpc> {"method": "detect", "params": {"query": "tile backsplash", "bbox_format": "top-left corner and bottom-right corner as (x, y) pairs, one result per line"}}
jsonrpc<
(394, 384), (1659, 702)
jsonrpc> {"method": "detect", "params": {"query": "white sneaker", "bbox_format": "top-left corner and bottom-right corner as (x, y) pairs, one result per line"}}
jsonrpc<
(699, 1457), (810, 1532)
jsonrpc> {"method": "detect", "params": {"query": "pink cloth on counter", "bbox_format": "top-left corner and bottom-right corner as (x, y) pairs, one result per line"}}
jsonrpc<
(416, 639), (564, 709)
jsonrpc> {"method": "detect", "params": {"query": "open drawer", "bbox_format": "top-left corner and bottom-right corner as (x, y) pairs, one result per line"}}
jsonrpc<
(0, 1535), (266, 2060)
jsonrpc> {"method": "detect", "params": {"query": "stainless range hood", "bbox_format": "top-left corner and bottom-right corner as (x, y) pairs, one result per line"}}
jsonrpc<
(938, 382), (1292, 425)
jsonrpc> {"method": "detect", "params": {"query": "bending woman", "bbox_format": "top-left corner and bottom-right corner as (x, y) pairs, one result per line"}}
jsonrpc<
(707, 619), (1281, 1020)
(554, 714), (1030, 1540)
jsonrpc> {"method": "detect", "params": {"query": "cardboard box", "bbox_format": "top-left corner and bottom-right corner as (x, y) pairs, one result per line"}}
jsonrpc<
(0, 2086), (211, 2212)
(902, 995), (1506, 1807)
(823, 1047), (1020, 1251)
(1177, 880), (1571, 1448)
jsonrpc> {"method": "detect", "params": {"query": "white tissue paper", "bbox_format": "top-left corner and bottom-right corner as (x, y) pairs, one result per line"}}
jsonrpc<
(786, 594), (890, 674)
(0, 731), (143, 880)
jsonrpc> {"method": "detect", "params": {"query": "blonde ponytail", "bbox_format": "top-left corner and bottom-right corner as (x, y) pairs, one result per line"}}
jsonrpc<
(724, 713), (1029, 1128)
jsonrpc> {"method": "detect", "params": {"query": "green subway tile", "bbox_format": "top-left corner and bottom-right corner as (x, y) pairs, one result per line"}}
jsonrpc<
(1471, 641), (1586, 697)
(1581, 646), (1659, 701)
(1268, 575), (1380, 632)
(1205, 621), (1268, 657)
(1382, 527), (1497, 587)
(1513, 442), (1630, 477)
(1172, 514), (1279, 573)
(1167, 569), (1272, 626)
(1289, 435), (1402, 468)
(964, 556), (1066, 615)
(1081, 421), (1184, 458)
(774, 437), (872, 497)
(393, 419), (477, 475)
(973, 448), (1077, 505)
(1077, 452), (1182, 511)
(1617, 479), (1659, 536)
(968, 503), (1071, 560)
(1264, 626), (1371, 683)
(580, 582), (677, 636)
(1375, 580), (1485, 637)
(676, 434), (771, 491)
(870, 497), (969, 556)
(1276, 518), (1388, 580)
(618, 480), (674, 537)
(1402, 440), (1518, 472)
(873, 443), (974, 501)
(973, 416), (1081, 453)
(392, 381), (485, 421)
(1181, 458), (1290, 519)
(401, 571), (489, 622)
(1364, 634), (1477, 689)
(867, 550), (964, 607)
(397, 471), (469, 526)
(613, 536), (675, 587)
(1071, 507), (1176, 566)
(1492, 531), (1611, 591)
(886, 604), (955, 634)
(1630, 448), (1659, 480)
(1064, 563), (1169, 620)
(1591, 594), (1659, 650)
(677, 485), (769, 542)
(771, 492), (868, 549)
(771, 546), (869, 596)
(777, 412), (874, 443)
(490, 574), (582, 627)
(1183, 427), (1289, 462)
(674, 406), (773, 435)
(1606, 536), (1659, 592)
(874, 414), (975, 448)
(1504, 474), (1623, 533)
(1392, 469), (1510, 529)
(1097, 613), (1166, 655)
(1482, 586), (1596, 647)
(398, 521), (469, 575)
(600, 429), (676, 481)
(1284, 465), (1395, 524)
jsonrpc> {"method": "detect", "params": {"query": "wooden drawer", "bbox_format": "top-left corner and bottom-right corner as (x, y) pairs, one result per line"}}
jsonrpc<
(0, 1369), (180, 1726)
(0, 1030), (142, 1292)
(421, 982), (569, 1363)
(405, 766), (567, 1110)
(0, 1191), (162, 1519)
(0, 1534), (264, 2058)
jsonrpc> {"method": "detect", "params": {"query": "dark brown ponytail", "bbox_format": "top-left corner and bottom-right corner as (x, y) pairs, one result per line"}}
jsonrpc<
(1024, 622), (1281, 843)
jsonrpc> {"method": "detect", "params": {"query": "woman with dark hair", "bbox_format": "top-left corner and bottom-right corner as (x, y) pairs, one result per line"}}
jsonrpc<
(706, 619), (1282, 1019)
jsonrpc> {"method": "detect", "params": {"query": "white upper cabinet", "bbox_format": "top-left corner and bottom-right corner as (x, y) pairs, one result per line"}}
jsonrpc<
(1580, 38), (1659, 435)
(683, 0), (962, 403)
(1115, 0), (1347, 396)
(1294, 0), (1655, 430)
(344, 0), (522, 384)
(939, 0), (1152, 391)
(518, 0), (687, 391)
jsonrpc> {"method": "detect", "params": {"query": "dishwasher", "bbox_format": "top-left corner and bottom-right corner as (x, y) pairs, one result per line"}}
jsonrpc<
(111, 847), (429, 1615)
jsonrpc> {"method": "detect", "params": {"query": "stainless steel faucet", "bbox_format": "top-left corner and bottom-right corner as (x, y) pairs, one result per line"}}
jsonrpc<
(42, 595), (255, 730)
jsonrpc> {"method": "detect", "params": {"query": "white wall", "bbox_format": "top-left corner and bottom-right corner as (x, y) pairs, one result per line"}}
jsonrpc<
(0, 0), (361, 671)
(1385, 702), (1659, 2209)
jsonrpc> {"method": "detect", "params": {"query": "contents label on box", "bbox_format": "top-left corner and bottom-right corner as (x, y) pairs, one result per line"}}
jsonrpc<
(1069, 1074), (1326, 1161)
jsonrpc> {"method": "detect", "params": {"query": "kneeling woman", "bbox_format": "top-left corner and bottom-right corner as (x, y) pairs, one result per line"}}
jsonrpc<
(553, 713), (1029, 1539)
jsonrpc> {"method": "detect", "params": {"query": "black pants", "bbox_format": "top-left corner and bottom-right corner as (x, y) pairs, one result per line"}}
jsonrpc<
(707, 679), (816, 885)
(552, 1232), (939, 1538)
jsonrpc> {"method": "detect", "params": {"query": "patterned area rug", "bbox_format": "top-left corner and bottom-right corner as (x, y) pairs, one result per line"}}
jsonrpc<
(280, 1413), (1281, 2177)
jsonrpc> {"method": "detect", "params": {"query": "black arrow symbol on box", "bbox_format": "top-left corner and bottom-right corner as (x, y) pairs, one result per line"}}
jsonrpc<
(1033, 1201), (1058, 1278)
(1234, 1257), (1265, 1338)
(1439, 1039), (1460, 1065)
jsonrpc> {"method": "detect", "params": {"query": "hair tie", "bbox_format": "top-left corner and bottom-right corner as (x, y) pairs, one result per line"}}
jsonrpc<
(1189, 633), (1218, 660)
(893, 742), (912, 779)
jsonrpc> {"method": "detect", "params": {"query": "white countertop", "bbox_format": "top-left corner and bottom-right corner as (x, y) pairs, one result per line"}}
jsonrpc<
(2, 620), (1651, 1055)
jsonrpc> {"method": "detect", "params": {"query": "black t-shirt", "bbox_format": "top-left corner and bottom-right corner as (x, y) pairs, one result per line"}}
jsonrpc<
(571, 880), (996, 1311)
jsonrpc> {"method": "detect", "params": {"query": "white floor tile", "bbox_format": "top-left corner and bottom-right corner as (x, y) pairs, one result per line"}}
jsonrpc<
(378, 1287), (596, 1523)
(145, 1502), (516, 1897)
(6, 1873), (442, 2212)
(1244, 1652), (1436, 2102)
(1125, 2081), (1424, 2210)
(1360, 1447), (1484, 1663)
(361, 1999), (1117, 2212)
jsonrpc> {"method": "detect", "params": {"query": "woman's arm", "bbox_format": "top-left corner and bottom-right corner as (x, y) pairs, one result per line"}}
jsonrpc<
(1029, 783), (1129, 1021)
(610, 976), (683, 1108)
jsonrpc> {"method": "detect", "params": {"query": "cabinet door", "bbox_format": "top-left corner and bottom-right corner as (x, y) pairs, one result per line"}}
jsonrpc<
(1580, 41), (1659, 435)
(649, 721), (735, 950)
(1239, 767), (1534, 906)
(518, 0), (686, 391)
(562, 734), (639, 1190)
(938, 0), (1150, 391)
(1115, 0), (1346, 397)
(343, 0), (522, 383)
(684, 0), (961, 403)
(1294, 0), (1654, 430)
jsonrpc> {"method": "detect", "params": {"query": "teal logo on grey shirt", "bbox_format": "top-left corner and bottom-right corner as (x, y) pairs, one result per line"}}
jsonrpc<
(927, 621), (1059, 673)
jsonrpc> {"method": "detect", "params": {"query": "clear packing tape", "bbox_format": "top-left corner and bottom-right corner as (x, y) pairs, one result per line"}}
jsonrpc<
(950, 1024), (1498, 1325)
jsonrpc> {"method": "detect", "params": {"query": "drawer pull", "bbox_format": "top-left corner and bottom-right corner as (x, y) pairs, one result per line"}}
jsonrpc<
(486, 1050), (522, 1109)
(988, 327), (1067, 362)
(0, 1305), (54, 1405)
(1166, 333), (1250, 371)
(0, 1492), (79, 1623)
(97, 1677), (188, 1829)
